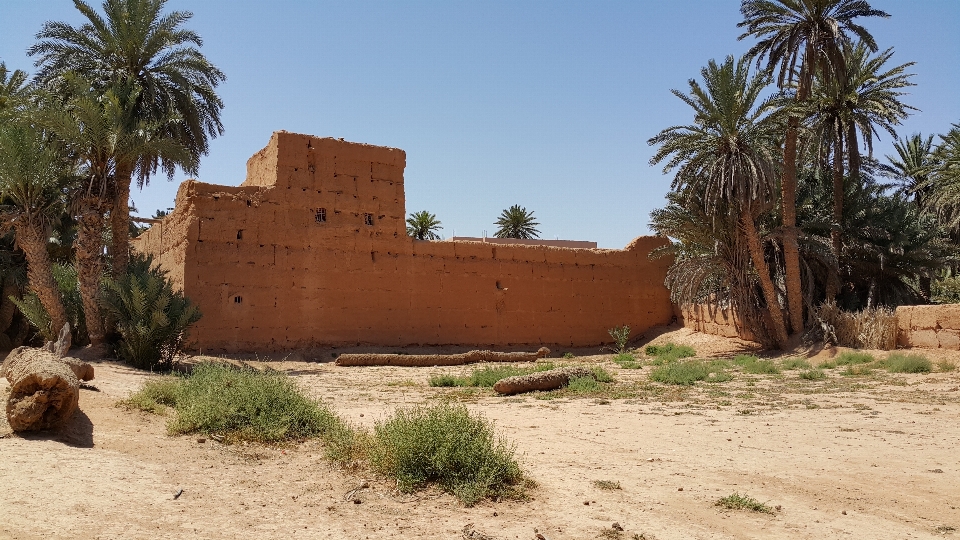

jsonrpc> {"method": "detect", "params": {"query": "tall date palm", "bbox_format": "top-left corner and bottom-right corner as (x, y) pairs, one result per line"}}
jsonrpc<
(738, 0), (889, 335)
(649, 56), (789, 348)
(30, 0), (225, 277)
(494, 205), (541, 239)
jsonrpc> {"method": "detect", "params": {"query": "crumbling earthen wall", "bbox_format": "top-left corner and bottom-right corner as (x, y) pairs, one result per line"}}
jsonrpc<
(677, 305), (756, 342)
(134, 131), (675, 352)
(896, 304), (960, 349)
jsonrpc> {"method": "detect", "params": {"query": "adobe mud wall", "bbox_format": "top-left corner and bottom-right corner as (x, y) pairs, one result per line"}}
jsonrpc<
(134, 131), (674, 353)
(677, 305), (756, 342)
(896, 304), (960, 350)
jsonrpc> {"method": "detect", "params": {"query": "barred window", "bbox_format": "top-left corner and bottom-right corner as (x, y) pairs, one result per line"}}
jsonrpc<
(364, 213), (374, 226)
(315, 208), (326, 223)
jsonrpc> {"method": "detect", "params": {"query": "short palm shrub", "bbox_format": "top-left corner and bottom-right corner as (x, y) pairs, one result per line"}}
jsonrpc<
(123, 362), (342, 444)
(101, 254), (201, 370)
(882, 353), (932, 373)
(367, 403), (524, 506)
(12, 263), (88, 344)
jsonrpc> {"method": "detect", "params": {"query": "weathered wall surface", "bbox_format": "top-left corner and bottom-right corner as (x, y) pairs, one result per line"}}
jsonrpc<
(677, 305), (756, 342)
(896, 304), (960, 349)
(135, 131), (674, 352)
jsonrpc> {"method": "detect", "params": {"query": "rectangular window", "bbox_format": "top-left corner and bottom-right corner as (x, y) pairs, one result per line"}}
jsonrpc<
(364, 213), (374, 226)
(315, 208), (326, 223)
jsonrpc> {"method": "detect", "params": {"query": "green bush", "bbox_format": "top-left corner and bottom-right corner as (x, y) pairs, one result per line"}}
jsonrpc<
(607, 324), (631, 354)
(125, 362), (341, 443)
(882, 353), (932, 373)
(835, 351), (875, 366)
(716, 492), (773, 513)
(567, 376), (601, 392)
(590, 366), (615, 383)
(780, 358), (811, 370)
(645, 342), (696, 361)
(734, 355), (780, 374)
(101, 254), (201, 370)
(613, 352), (642, 369)
(650, 361), (710, 385)
(932, 275), (960, 304)
(429, 363), (554, 388)
(799, 369), (826, 380)
(367, 403), (524, 506)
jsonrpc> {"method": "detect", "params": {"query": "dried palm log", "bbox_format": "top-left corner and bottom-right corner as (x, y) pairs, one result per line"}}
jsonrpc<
(492, 367), (594, 395)
(335, 347), (550, 367)
(1, 324), (94, 431)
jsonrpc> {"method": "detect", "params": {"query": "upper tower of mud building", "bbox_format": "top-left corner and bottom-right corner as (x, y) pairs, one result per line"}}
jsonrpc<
(241, 131), (408, 239)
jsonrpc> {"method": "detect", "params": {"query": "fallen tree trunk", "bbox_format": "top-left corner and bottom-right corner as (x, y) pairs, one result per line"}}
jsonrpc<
(493, 367), (594, 395)
(335, 347), (550, 367)
(1, 323), (95, 432)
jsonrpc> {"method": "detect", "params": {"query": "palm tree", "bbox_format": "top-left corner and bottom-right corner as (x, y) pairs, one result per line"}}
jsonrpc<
(805, 43), (915, 272)
(494, 205), (540, 239)
(43, 77), (189, 345)
(649, 56), (789, 348)
(738, 0), (889, 335)
(406, 211), (443, 240)
(30, 0), (225, 277)
(924, 124), (960, 232)
(0, 63), (31, 116)
(882, 133), (937, 205)
(0, 121), (70, 335)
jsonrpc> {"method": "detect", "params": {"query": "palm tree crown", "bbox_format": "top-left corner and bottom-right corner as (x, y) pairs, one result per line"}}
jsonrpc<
(494, 205), (540, 239)
(406, 211), (443, 240)
(882, 133), (936, 203)
(29, 0), (225, 178)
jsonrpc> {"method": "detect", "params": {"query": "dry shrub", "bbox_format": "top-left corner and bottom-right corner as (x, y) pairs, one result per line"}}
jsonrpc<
(817, 302), (897, 350)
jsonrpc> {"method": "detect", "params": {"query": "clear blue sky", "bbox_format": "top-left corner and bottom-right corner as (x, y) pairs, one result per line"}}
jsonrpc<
(2, 1), (959, 248)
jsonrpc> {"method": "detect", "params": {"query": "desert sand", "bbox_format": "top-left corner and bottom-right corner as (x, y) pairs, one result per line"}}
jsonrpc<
(2, 327), (959, 539)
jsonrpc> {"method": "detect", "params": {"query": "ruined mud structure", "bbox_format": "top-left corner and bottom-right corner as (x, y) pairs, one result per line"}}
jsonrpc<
(134, 132), (674, 353)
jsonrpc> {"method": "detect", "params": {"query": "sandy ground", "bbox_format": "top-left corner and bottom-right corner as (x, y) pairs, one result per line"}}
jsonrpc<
(2, 327), (960, 540)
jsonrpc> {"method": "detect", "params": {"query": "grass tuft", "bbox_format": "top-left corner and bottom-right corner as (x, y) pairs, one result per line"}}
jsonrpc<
(613, 352), (641, 369)
(716, 492), (774, 514)
(882, 353), (932, 373)
(644, 343), (696, 363)
(367, 402), (525, 506)
(780, 358), (811, 370)
(841, 364), (874, 377)
(938, 359), (957, 372)
(429, 363), (554, 388)
(650, 361), (709, 385)
(799, 369), (827, 380)
(835, 351), (875, 366)
(734, 355), (780, 375)
(593, 480), (622, 490)
(123, 362), (343, 444)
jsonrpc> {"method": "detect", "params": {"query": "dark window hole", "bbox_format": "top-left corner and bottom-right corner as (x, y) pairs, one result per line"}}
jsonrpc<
(234, 296), (242, 304)
(315, 208), (327, 223)
(237, 230), (243, 240)
(364, 213), (374, 226)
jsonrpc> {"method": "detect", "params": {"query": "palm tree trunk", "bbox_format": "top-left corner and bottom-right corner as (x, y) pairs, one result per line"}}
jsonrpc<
(740, 210), (788, 349)
(76, 197), (107, 345)
(782, 116), (805, 336)
(111, 165), (132, 278)
(830, 124), (845, 296)
(16, 223), (68, 335)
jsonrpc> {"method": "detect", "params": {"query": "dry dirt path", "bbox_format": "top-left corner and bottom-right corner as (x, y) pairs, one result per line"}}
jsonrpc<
(2, 339), (959, 539)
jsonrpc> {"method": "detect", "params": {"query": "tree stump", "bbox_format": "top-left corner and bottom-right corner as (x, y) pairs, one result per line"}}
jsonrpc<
(1, 324), (94, 432)
(492, 367), (594, 395)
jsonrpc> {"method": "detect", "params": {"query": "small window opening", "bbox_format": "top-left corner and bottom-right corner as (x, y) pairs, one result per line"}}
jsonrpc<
(237, 230), (243, 240)
(363, 213), (374, 226)
(234, 296), (242, 304)
(315, 208), (326, 223)
(246, 200), (251, 207)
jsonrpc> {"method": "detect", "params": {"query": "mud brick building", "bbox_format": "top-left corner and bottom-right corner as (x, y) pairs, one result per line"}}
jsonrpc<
(134, 131), (674, 352)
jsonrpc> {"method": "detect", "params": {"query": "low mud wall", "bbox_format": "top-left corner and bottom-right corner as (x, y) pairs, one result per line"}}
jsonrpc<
(677, 305), (755, 342)
(896, 304), (960, 349)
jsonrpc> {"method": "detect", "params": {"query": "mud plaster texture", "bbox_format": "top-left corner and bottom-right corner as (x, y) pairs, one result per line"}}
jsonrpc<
(678, 304), (756, 342)
(897, 304), (960, 349)
(133, 132), (673, 353)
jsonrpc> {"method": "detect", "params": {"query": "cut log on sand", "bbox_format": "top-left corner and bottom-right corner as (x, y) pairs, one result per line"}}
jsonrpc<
(493, 367), (595, 395)
(335, 347), (550, 367)
(1, 324), (95, 432)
